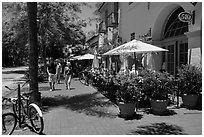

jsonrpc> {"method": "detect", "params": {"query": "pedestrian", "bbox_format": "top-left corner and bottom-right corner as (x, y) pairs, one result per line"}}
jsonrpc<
(64, 61), (72, 90)
(47, 57), (57, 91)
(56, 59), (62, 84)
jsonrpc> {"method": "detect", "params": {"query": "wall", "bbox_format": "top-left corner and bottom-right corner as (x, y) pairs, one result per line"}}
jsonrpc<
(119, 2), (202, 70)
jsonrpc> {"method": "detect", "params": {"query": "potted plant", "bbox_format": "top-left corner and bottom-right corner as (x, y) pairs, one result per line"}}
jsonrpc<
(140, 69), (175, 114)
(115, 73), (142, 117)
(177, 64), (202, 108)
(89, 69), (119, 101)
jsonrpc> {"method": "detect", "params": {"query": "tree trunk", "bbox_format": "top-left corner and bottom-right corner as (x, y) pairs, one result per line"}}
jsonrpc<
(27, 2), (41, 105)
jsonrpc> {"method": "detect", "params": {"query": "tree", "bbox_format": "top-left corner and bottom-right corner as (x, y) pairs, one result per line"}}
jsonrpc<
(37, 2), (87, 71)
(2, 3), (28, 67)
(2, 2), (89, 68)
(27, 2), (40, 104)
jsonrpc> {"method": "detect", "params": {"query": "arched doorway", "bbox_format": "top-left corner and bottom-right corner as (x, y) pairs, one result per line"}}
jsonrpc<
(161, 7), (189, 76)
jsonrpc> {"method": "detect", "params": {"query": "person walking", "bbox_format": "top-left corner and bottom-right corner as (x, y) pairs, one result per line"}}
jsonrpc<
(56, 59), (62, 84)
(47, 58), (57, 91)
(64, 61), (72, 90)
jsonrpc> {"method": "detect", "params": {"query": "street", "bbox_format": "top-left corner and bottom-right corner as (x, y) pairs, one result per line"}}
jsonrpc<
(2, 66), (28, 97)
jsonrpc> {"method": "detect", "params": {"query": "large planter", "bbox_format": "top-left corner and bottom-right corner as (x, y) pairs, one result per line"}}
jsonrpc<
(118, 102), (136, 117)
(182, 94), (199, 108)
(150, 99), (169, 114)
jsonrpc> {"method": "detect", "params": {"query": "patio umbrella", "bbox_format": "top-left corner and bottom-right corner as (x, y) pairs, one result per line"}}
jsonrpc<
(72, 55), (82, 60)
(103, 39), (168, 55)
(77, 53), (95, 60)
(92, 50), (99, 68)
(103, 39), (168, 72)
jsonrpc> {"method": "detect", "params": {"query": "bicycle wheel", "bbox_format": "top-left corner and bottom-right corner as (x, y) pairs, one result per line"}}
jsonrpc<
(2, 113), (17, 135)
(28, 103), (44, 134)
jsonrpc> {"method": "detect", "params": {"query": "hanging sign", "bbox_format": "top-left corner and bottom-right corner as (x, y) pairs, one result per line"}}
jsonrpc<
(178, 12), (193, 23)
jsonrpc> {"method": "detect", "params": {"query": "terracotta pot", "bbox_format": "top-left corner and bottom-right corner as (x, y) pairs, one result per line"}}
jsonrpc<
(118, 102), (136, 117)
(150, 99), (169, 114)
(182, 94), (199, 108)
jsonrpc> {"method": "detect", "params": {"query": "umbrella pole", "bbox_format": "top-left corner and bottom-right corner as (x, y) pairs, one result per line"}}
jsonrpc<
(134, 52), (137, 74)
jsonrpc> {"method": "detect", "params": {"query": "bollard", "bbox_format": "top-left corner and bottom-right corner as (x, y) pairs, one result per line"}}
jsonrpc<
(18, 84), (21, 128)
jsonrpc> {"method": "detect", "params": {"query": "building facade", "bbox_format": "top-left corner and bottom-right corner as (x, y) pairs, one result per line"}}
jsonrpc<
(86, 34), (99, 54)
(98, 2), (202, 75)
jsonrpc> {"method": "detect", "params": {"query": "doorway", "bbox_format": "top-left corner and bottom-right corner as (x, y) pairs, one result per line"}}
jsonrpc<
(163, 38), (188, 76)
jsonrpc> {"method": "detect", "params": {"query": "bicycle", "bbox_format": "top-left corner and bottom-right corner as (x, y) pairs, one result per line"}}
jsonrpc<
(4, 80), (44, 134)
(2, 98), (17, 135)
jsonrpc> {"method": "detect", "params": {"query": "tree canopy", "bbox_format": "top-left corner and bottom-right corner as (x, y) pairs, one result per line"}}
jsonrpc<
(2, 2), (94, 67)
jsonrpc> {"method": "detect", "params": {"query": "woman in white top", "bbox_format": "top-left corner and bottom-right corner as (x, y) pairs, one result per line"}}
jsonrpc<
(56, 59), (62, 84)
(64, 61), (72, 90)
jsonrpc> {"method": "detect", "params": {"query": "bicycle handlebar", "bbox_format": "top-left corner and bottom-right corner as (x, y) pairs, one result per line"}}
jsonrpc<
(4, 79), (30, 91)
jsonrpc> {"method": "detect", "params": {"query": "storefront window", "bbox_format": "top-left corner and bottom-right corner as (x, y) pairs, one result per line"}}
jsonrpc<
(163, 7), (189, 75)
(164, 7), (188, 39)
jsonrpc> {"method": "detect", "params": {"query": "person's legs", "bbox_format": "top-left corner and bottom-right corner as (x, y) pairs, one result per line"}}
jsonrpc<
(52, 81), (55, 90)
(50, 74), (55, 91)
(64, 75), (68, 90)
(48, 74), (52, 91)
(67, 75), (72, 90)
(57, 73), (60, 83)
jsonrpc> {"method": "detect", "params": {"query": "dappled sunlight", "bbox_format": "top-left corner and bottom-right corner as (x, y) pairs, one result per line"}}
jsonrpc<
(41, 92), (118, 118)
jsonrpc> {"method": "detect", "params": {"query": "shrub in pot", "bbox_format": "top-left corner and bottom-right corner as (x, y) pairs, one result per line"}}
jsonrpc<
(140, 69), (175, 114)
(177, 64), (202, 108)
(89, 69), (119, 100)
(115, 73), (142, 117)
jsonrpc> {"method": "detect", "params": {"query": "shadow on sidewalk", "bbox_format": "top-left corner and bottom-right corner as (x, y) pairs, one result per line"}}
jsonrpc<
(129, 122), (187, 135)
(41, 92), (118, 118)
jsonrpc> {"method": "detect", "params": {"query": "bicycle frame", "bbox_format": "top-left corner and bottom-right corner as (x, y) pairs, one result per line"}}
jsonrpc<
(12, 94), (31, 127)
(4, 80), (44, 134)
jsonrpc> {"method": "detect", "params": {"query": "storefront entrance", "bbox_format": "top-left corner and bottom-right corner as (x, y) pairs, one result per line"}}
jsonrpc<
(162, 38), (188, 76)
(161, 7), (189, 76)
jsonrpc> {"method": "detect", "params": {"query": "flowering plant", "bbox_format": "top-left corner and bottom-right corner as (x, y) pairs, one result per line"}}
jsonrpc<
(115, 73), (143, 103)
(177, 64), (202, 95)
(139, 69), (175, 100)
(89, 68), (119, 100)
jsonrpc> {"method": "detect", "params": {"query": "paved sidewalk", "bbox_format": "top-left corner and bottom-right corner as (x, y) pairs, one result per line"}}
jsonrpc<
(12, 78), (202, 135)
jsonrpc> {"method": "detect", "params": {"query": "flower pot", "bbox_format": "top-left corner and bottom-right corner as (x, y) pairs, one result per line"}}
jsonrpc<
(182, 94), (199, 108)
(118, 102), (136, 117)
(150, 99), (169, 114)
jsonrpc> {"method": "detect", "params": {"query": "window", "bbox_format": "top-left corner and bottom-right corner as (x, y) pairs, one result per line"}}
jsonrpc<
(167, 44), (175, 75)
(163, 7), (188, 39)
(179, 43), (188, 66)
(105, 9), (108, 28)
(130, 32), (135, 41)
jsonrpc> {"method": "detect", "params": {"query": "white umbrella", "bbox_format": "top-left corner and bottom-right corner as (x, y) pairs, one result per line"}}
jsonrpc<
(103, 39), (168, 55)
(77, 53), (94, 60)
(72, 55), (81, 60)
(103, 39), (168, 72)
(92, 50), (99, 68)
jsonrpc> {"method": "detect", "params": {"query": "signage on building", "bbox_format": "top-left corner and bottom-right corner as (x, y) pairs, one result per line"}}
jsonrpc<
(178, 12), (193, 23)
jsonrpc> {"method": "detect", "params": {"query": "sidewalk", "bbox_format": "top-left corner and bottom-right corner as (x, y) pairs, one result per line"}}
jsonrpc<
(12, 78), (202, 135)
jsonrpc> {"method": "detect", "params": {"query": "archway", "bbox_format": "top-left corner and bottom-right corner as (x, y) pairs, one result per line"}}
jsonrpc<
(153, 5), (189, 75)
